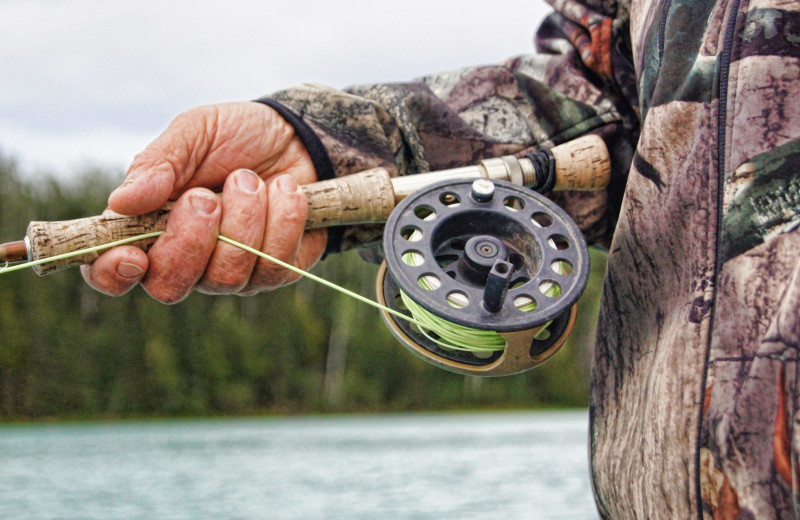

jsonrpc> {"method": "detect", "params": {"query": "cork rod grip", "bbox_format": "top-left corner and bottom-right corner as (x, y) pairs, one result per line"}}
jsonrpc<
(302, 167), (395, 228)
(550, 134), (610, 191)
(27, 207), (172, 275)
(26, 168), (396, 275)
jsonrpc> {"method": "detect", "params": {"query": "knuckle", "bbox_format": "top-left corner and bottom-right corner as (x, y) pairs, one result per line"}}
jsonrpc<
(250, 260), (290, 290)
(199, 266), (250, 295)
(285, 192), (308, 220)
(198, 277), (239, 294)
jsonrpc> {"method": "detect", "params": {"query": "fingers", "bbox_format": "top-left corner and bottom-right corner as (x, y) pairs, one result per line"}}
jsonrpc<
(141, 188), (221, 304)
(169, 172), (323, 296)
(196, 170), (268, 294)
(297, 229), (328, 273)
(80, 246), (149, 297)
(243, 175), (316, 293)
(84, 171), (323, 302)
(107, 158), (178, 217)
(90, 168), (323, 301)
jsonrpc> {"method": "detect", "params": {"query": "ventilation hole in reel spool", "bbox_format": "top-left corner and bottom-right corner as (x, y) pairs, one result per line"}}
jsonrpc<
(539, 280), (562, 298)
(401, 226), (423, 242)
(401, 250), (425, 266)
(514, 295), (537, 313)
(552, 260), (573, 275)
(418, 274), (441, 291)
(531, 212), (553, 227)
(503, 196), (525, 211)
(547, 235), (569, 250)
(446, 291), (469, 309)
(414, 205), (436, 220)
(510, 277), (530, 289)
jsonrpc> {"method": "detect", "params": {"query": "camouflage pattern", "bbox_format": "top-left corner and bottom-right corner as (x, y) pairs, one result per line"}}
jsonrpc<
(267, 0), (800, 517)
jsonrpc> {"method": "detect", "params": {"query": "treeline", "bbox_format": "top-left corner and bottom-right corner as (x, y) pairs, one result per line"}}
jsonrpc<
(0, 156), (606, 420)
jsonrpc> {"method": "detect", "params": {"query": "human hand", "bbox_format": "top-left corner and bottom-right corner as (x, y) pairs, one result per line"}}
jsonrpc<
(81, 102), (327, 303)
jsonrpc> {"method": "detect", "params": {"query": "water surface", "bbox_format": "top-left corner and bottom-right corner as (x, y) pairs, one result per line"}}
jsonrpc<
(0, 410), (598, 519)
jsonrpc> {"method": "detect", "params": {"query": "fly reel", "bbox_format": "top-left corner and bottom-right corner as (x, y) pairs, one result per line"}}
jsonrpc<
(377, 178), (590, 376)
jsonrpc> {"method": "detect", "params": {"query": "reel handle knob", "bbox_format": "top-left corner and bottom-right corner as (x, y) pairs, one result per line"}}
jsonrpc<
(483, 260), (513, 313)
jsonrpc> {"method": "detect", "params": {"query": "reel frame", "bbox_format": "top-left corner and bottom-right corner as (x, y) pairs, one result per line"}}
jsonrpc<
(377, 179), (589, 376)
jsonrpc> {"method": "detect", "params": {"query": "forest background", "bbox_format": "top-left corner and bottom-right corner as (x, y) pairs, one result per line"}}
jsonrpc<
(0, 156), (607, 420)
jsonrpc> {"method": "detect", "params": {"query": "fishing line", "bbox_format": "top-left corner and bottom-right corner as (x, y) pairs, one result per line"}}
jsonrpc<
(399, 238), (508, 353)
(397, 230), (561, 353)
(0, 232), (513, 354)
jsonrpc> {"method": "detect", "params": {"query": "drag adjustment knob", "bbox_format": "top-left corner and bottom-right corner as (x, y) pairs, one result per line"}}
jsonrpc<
(461, 235), (508, 284)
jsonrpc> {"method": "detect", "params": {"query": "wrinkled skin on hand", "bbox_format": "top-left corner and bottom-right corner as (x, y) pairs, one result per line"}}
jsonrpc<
(81, 102), (327, 303)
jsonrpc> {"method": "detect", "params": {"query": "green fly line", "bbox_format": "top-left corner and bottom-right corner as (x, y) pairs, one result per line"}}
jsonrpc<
(0, 232), (417, 327)
(398, 229), (562, 353)
(222, 236), (506, 354)
(0, 231), (564, 354)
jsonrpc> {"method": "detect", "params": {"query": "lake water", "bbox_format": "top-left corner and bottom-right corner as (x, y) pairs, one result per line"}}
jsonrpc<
(0, 410), (598, 520)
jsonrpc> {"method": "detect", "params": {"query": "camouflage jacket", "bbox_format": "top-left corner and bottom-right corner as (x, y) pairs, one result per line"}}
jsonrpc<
(264, 0), (800, 518)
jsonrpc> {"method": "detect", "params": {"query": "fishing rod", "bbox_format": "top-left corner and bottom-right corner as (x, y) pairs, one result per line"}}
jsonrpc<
(0, 135), (610, 377)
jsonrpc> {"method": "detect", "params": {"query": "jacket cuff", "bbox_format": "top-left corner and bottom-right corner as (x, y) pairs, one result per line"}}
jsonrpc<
(253, 98), (345, 254)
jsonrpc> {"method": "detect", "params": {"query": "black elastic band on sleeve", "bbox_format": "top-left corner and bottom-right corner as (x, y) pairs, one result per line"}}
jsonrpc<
(253, 98), (345, 254)
(254, 98), (335, 181)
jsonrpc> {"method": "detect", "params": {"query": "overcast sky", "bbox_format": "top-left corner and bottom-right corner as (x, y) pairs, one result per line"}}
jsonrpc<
(1, 0), (550, 180)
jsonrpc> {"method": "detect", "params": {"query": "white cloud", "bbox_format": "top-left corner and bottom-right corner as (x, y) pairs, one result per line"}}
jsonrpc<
(0, 0), (549, 178)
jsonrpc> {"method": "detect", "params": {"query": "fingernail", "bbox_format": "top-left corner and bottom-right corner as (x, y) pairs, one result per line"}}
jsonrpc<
(190, 193), (218, 214)
(236, 170), (260, 193)
(277, 175), (298, 193)
(117, 262), (144, 279)
(108, 177), (136, 202)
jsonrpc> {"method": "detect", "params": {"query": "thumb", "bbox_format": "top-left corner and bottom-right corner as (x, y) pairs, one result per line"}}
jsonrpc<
(107, 155), (177, 216)
(108, 108), (212, 215)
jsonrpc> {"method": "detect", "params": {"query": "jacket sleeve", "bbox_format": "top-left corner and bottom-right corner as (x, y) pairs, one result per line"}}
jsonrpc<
(261, 0), (638, 254)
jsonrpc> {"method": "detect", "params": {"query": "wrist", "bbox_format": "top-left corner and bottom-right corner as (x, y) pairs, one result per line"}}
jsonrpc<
(253, 99), (335, 183)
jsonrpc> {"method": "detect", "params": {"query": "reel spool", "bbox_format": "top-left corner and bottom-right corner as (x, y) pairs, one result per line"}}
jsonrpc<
(376, 178), (590, 376)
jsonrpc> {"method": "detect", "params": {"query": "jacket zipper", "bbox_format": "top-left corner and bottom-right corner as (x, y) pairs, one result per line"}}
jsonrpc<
(695, 0), (743, 517)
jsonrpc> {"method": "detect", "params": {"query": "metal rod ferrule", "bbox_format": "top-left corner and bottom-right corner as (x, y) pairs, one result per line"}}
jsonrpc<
(390, 155), (536, 202)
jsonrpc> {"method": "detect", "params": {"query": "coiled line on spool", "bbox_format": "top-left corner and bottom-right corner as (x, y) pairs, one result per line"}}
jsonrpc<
(398, 237), (563, 355)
